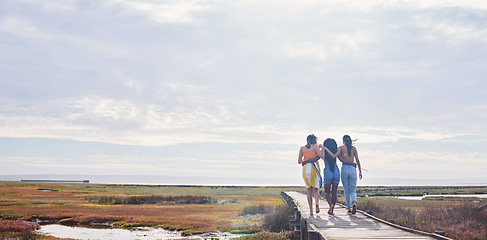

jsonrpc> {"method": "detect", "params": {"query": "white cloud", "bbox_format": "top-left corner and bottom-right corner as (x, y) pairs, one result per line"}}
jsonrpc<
(71, 97), (139, 121)
(0, 17), (52, 40)
(110, 0), (211, 23)
(284, 41), (327, 60)
(360, 149), (486, 179)
(0, 157), (54, 164)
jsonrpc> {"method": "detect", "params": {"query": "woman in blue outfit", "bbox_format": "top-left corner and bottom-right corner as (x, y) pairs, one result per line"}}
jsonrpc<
(322, 138), (340, 215)
(324, 135), (362, 214)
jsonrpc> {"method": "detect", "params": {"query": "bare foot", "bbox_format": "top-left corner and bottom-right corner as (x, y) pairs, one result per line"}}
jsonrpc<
(328, 204), (335, 215)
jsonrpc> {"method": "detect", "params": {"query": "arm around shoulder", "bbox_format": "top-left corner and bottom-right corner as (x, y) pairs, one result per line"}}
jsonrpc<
(315, 144), (324, 158)
(324, 146), (340, 158)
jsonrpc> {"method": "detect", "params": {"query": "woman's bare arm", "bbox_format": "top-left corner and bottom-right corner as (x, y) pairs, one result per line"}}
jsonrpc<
(301, 156), (321, 166)
(314, 144), (324, 159)
(354, 147), (362, 180)
(298, 148), (304, 164)
(324, 146), (341, 158)
(338, 154), (357, 167)
(300, 145), (322, 165)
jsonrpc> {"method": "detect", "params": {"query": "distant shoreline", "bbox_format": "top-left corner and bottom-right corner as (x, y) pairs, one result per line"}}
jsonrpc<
(4, 181), (487, 192)
(1, 174), (486, 187)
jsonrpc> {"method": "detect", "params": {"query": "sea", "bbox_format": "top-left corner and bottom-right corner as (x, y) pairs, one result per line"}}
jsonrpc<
(1, 174), (486, 186)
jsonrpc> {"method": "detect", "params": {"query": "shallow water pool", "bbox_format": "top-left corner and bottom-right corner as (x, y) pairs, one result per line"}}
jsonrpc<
(38, 224), (242, 240)
(395, 194), (487, 200)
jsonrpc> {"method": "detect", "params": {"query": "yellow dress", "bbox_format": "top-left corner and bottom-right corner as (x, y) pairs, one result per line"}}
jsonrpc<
(302, 150), (322, 188)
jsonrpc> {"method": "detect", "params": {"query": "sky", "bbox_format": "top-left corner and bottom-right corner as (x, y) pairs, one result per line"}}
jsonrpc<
(1, 0), (486, 186)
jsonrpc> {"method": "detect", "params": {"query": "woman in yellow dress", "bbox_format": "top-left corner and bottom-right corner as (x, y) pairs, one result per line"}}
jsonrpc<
(298, 134), (324, 215)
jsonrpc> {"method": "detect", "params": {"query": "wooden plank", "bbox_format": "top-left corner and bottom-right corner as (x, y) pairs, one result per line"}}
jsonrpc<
(285, 192), (438, 240)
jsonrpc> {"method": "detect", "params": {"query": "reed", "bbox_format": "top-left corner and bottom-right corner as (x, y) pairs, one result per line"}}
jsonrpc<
(263, 206), (291, 233)
(240, 205), (292, 233)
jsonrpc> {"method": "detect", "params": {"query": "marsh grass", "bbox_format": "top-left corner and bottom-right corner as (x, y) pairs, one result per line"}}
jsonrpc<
(236, 231), (293, 240)
(0, 220), (39, 232)
(0, 182), (300, 236)
(84, 195), (215, 205)
(263, 206), (291, 233)
(240, 204), (291, 233)
(355, 186), (487, 198)
(241, 205), (274, 215)
(0, 231), (39, 240)
(0, 220), (40, 240)
(358, 198), (487, 240)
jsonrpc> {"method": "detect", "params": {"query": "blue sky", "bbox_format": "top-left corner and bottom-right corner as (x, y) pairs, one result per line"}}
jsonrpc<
(1, 0), (486, 185)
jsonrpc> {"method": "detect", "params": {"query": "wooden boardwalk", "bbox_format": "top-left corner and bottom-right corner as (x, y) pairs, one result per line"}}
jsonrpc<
(283, 191), (447, 240)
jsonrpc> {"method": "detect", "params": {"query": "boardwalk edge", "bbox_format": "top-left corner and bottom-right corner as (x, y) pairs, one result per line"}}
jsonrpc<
(338, 203), (455, 240)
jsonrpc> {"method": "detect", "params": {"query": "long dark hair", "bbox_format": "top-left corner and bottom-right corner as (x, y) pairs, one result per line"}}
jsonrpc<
(306, 134), (317, 149)
(343, 135), (352, 155)
(324, 138), (337, 172)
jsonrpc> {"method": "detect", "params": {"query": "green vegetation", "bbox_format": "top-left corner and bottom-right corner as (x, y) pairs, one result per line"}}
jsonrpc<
(85, 195), (215, 204)
(241, 204), (274, 215)
(236, 231), (293, 240)
(263, 206), (291, 233)
(239, 204), (291, 233)
(0, 182), (301, 239)
(353, 186), (487, 240)
(355, 185), (487, 197)
(2, 182), (485, 240)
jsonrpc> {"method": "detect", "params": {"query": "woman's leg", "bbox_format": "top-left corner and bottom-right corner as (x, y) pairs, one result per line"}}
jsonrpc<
(331, 182), (339, 206)
(349, 167), (358, 214)
(313, 187), (320, 213)
(327, 182), (338, 215)
(307, 187), (313, 215)
(323, 166), (332, 209)
(324, 183), (332, 207)
(332, 165), (340, 207)
(341, 166), (352, 210)
(325, 184), (333, 215)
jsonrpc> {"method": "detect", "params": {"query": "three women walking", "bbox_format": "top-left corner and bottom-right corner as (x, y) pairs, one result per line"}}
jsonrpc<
(299, 134), (363, 216)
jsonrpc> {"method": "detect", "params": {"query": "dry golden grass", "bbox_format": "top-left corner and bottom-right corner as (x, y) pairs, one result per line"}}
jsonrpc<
(355, 194), (487, 240)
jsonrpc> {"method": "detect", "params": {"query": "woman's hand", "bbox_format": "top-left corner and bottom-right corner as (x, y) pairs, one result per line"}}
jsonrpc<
(359, 172), (362, 180)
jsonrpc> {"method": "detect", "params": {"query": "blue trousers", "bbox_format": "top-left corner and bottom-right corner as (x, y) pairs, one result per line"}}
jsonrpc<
(341, 164), (357, 208)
